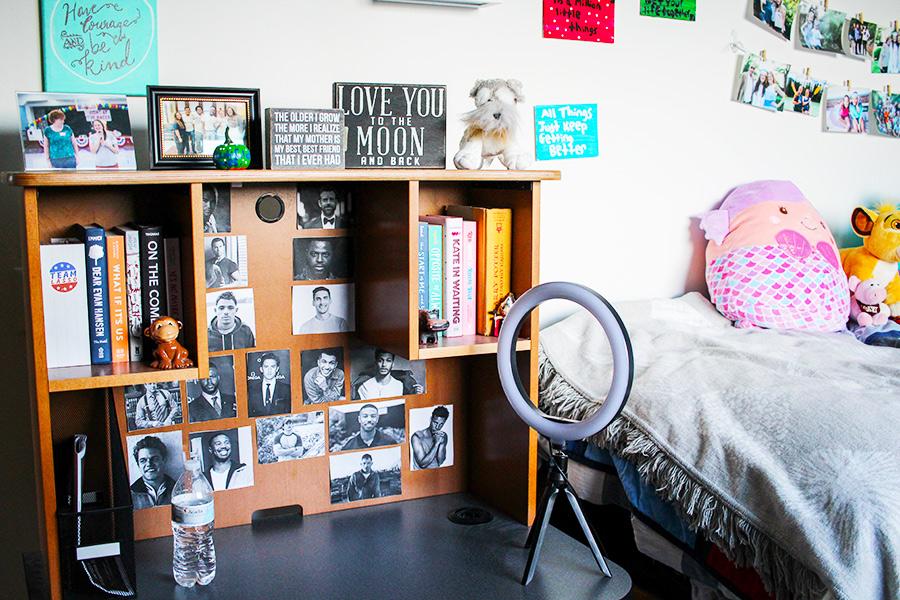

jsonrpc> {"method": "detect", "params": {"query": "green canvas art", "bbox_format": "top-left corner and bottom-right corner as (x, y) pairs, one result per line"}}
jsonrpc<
(640, 0), (696, 21)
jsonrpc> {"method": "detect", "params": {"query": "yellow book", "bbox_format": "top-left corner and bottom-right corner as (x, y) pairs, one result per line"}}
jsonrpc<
(445, 206), (512, 335)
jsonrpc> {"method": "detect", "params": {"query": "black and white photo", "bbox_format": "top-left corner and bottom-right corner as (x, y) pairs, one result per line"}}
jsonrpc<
(329, 399), (406, 452)
(292, 284), (355, 335)
(126, 431), (184, 510)
(246, 350), (292, 417)
(301, 347), (346, 404)
(329, 447), (402, 504)
(207, 288), (256, 351)
(205, 235), (248, 289)
(186, 356), (237, 423)
(350, 346), (427, 400)
(202, 184), (231, 233)
(292, 237), (353, 282)
(410, 405), (454, 471)
(256, 412), (326, 464)
(189, 427), (254, 491)
(125, 381), (182, 432)
(296, 185), (353, 230)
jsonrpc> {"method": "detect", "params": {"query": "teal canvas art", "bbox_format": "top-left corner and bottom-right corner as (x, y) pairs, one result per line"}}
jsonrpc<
(41, 0), (158, 96)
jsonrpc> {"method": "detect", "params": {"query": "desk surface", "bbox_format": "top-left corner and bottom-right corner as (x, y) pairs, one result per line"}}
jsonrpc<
(133, 493), (632, 600)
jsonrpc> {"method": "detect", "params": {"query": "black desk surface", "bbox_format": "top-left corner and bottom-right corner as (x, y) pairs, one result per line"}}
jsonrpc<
(133, 493), (632, 600)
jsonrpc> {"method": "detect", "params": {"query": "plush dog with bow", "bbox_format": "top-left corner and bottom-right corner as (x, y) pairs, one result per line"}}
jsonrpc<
(453, 79), (531, 171)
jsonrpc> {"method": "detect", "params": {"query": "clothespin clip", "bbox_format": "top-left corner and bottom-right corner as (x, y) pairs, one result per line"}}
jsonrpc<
(823, 0), (829, 11)
(761, 49), (768, 62)
(857, 12), (863, 23)
(845, 79), (852, 89)
(888, 84), (893, 96)
(804, 67), (812, 79)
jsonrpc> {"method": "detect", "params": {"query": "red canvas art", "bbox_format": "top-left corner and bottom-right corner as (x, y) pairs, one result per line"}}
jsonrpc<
(543, 0), (615, 44)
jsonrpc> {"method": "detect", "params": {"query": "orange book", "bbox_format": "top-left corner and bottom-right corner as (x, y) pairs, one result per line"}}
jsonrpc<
(106, 234), (129, 363)
(445, 206), (512, 336)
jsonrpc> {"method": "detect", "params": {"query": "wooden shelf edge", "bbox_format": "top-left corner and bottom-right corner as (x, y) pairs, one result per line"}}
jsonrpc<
(48, 364), (199, 393)
(417, 337), (530, 360)
(6, 168), (561, 187)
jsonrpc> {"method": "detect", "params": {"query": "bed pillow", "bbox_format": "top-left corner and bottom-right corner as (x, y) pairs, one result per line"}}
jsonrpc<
(698, 180), (850, 331)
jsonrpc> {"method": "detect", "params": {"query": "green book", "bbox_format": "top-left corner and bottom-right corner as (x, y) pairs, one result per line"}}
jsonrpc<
(427, 223), (443, 319)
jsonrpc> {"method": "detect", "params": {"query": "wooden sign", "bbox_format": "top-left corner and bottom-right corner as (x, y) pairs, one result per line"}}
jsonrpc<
(534, 104), (599, 160)
(333, 82), (447, 168)
(266, 108), (345, 170)
(543, 0), (615, 44)
(40, 0), (159, 95)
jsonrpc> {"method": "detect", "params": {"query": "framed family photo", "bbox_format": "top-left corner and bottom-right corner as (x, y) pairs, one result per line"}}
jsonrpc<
(147, 85), (262, 169)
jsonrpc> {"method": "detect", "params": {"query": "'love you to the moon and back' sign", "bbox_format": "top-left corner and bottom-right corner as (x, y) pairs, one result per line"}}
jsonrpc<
(41, 0), (159, 95)
(333, 82), (447, 169)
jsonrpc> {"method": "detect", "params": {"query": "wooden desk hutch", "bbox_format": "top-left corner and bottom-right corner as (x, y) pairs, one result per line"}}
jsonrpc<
(9, 168), (559, 600)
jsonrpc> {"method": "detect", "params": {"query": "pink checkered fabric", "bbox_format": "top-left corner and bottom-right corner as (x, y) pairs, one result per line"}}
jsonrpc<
(706, 245), (850, 331)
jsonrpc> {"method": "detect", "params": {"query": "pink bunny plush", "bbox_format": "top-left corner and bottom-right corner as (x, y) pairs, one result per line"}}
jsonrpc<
(848, 276), (890, 327)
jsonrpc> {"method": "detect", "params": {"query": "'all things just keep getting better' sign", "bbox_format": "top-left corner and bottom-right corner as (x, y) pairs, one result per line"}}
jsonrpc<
(534, 104), (599, 161)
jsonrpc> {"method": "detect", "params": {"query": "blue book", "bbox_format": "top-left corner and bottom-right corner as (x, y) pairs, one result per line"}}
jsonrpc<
(74, 224), (112, 364)
(427, 224), (443, 319)
(417, 222), (428, 310)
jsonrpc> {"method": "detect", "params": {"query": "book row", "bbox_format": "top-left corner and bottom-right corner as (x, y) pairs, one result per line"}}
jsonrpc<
(417, 206), (512, 338)
(40, 225), (183, 369)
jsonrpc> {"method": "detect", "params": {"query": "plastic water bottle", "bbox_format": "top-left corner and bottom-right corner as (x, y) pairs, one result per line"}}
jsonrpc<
(171, 458), (216, 587)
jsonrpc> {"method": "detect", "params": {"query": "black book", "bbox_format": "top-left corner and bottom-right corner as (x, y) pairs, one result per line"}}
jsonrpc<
(137, 225), (167, 354)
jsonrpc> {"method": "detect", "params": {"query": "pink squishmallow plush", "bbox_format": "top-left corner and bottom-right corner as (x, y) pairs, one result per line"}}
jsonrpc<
(699, 180), (850, 331)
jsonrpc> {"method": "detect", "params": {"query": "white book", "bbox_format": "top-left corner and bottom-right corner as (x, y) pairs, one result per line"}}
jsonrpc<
(112, 226), (143, 361)
(40, 244), (91, 369)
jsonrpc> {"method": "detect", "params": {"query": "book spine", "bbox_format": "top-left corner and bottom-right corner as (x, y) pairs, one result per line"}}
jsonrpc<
(427, 224), (443, 319)
(106, 235), (129, 363)
(483, 210), (513, 336)
(462, 221), (477, 336)
(40, 244), (91, 369)
(417, 222), (428, 311)
(81, 226), (112, 364)
(164, 238), (183, 324)
(138, 226), (165, 335)
(443, 219), (464, 337)
(122, 229), (144, 361)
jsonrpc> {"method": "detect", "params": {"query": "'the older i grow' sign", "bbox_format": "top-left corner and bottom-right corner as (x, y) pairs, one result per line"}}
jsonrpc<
(41, 0), (159, 96)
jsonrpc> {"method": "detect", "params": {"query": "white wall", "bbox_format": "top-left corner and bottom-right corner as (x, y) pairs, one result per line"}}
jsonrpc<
(3, 1), (899, 324)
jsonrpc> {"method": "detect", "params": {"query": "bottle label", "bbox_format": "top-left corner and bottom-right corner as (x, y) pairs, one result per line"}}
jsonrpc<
(171, 497), (214, 526)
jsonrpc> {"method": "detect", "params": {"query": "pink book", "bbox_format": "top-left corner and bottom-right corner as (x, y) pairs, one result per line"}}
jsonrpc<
(421, 215), (464, 337)
(462, 220), (476, 336)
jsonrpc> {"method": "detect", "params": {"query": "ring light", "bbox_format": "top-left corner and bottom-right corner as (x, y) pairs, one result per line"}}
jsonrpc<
(497, 282), (634, 443)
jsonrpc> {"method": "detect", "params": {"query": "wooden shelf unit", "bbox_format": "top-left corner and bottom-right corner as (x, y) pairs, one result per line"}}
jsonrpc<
(10, 169), (558, 600)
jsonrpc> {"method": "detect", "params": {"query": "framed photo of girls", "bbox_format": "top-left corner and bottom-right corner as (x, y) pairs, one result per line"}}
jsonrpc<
(146, 85), (262, 169)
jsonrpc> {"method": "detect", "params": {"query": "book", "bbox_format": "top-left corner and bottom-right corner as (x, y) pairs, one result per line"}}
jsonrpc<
(445, 206), (512, 336)
(73, 224), (112, 364)
(462, 220), (477, 336)
(106, 233), (129, 363)
(422, 215), (463, 337)
(111, 226), (143, 361)
(40, 243), (91, 369)
(137, 225), (166, 355)
(164, 238), (183, 325)
(426, 224), (443, 320)
(417, 222), (428, 311)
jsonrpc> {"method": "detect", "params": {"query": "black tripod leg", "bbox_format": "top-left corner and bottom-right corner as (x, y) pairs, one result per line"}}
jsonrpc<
(562, 487), (611, 577)
(525, 484), (553, 548)
(522, 488), (559, 585)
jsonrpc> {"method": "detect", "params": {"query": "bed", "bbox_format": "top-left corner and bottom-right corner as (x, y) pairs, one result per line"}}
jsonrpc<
(538, 293), (900, 600)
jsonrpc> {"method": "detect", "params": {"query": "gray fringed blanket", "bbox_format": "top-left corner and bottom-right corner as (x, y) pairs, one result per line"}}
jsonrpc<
(538, 293), (900, 600)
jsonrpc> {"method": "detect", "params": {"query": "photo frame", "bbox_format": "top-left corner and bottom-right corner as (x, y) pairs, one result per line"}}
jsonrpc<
(147, 85), (262, 169)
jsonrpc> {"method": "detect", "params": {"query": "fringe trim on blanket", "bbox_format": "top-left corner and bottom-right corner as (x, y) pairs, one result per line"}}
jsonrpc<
(538, 348), (829, 600)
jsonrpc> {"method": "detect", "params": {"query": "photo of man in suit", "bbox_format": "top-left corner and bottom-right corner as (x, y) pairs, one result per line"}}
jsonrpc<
(247, 351), (292, 417)
(188, 360), (237, 423)
(297, 187), (351, 230)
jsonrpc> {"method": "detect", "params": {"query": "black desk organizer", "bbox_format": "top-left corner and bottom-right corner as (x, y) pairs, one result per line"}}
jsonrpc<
(56, 392), (136, 598)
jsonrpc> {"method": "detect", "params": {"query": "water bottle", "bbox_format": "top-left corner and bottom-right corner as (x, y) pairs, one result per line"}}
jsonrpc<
(171, 457), (216, 587)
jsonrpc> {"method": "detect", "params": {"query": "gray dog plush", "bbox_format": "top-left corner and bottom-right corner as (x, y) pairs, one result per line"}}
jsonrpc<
(453, 79), (532, 170)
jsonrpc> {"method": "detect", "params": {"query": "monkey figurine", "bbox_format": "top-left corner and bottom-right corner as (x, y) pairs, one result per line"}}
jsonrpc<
(144, 316), (194, 370)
